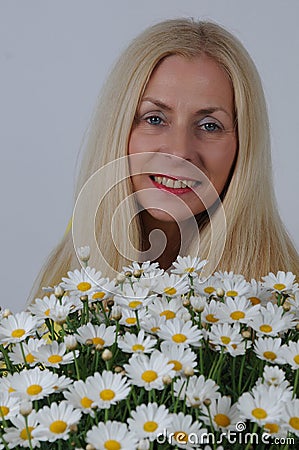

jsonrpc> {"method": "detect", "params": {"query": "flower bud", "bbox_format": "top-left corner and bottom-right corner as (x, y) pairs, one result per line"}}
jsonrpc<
(116, 273), (126, 284)
(216, 288), (225, 298)
(182, 297), (190, 307)
(3, 309), (11, 318)
(241, 330), (251, 339)
(111, 305), (122, 321)
(102, 349), (113, 361)
(80, 295), (89, 303)
(184, 366), (194, 377)
(137, 439), (150, 450)
(162, 375), (172, 385)
(106, 299), (114, 309)
(77, 245), (91, 263)
(54, 285), (65, 298)
(20, 400), (33, 416)
(203, 398), (211, 407)
(69, 424), (78, 433)
(85, 339), (93, 346)
(133, 269), (142, 279)
(125, 271), (132, 278)
(282, 300), (291, 311)
(64, 335), (77, 350)
(86, 445), (96, 450)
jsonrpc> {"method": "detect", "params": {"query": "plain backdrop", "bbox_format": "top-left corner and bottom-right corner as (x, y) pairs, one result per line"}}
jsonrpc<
(1, 0), (298, 312)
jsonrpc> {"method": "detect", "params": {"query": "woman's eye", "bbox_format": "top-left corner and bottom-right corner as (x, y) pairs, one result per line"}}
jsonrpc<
(200, 122), (221, 132)
(145, 115), (164, 125)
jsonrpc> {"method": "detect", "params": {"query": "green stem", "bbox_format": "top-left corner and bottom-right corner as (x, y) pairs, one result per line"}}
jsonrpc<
(73, 350), (80, 380)
(244, 423), (258, 450)
(0, 344), (14, 372)
(238, 353), (247, 394)
(19, 341), (30, 369)
(134, 310), (140, 331)
(293, 369), (299, 399)
(24, 415), (34, 450)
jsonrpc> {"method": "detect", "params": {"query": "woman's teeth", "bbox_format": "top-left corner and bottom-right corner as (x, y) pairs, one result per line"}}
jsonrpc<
(152, 176), (198, 189)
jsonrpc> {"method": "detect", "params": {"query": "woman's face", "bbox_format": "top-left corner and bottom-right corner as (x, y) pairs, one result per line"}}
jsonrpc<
(128, 54), (237, 222)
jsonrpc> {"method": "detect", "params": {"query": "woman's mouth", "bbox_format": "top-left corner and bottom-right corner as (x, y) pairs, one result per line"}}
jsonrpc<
(149, 174), (201, 194)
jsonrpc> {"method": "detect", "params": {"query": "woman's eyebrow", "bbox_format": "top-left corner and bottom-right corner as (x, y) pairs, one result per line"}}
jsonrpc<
(141, 96), (232, 119)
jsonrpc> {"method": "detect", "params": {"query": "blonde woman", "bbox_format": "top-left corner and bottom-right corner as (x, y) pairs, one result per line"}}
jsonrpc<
(30, 18), (299, 302)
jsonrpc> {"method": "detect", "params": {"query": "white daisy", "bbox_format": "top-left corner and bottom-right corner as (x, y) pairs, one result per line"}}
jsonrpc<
(0, 391), (19, 420)
(28, 294), (59, 319)
(238, 384), (283, 426)
(167, 412), (208, 449)
(200, 396), (239, 431)
(3, 411), (40, 448)
(222, 278), (250, 298)
(118, 329), (157, 354)
(8, 366), (65, 400)
(160, 341), (197, 375)
(282, 341), (299, 370)
(253, 337), (285, 364)
(8, 338), (45, 366)
(249, 303), (296, 336)
(123, 260), (161, 276)
(207, 323), (243, 351)
(76, 322), (116, 348)
(148, 297), (186, 321)
(139, 313), (166, 336)
(86, 421), (139, 449)
(32, 401), (81, 442)
(90, 279), (117, 303)
(128, 403), (172, 442)
(119, 308), (147, 328)
(85, 371), (131, 409)
(0, 312), (42, 345)
(32, 341), (79, 368)
(189, 295), (206, 313)
(154, 273), (189, 298)
(174, 375), (219, 408)
(217, 296), (260, 324)
(61, 266), (105, 297)
(63, 379), (95, 415)
(158, 317), (202, 347)
(247, 279), (273, 306)
(282, 399), (299, 437)
(262, 365), (286, 387)
(114, 285), (156, 311)
(262, 271), (298, 294)
(213, 270), (245, 283)
(124, 350), (175, 391)
(171, 255), (207, 277)
(201, 299), (222, 325)
(192, 276), (221, 297)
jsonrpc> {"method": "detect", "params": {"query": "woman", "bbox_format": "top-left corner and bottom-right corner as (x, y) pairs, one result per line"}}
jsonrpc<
(30, 18), (299, 301)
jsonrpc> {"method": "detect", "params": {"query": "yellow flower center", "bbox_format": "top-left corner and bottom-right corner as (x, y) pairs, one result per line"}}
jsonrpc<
(8, 387), (15, 393)
(160, 310), (176, 320)
(100, 389), (115, 401)
(11, 328), (25, 338)
(92, 291), (105, 299)
(221, 336), (231, 345)
(174, 431), (188, 443)
(0, 406), (9, 417)
(230, 311), (245, 320)
(293, 354), (299, 365)
(264, 423), (279, 434)
(104, 440), (121, 450)
(204, 287), (215, 294)
(27, 384), (42, 396)
(151, 326), (159, 333)
(81, 396), (93, 408)
(172, 333), (187, 343)
(214, 413), (231, 428)
(141, 370), (158, 383)
(48, 354), (63, 364)
(92, 337), (105, 346)
(226, 290), (238, 297)
(143, 421), (158, 432)
(252, 408), (267, 419)
(185, 267), (195, 273)
(125, 317), (136, 325)
(77, 282), (92, 292)
(260, 324), (272, 333)
(128, 300), (142, 309)
(273, 283), (286, 291)
(168, 360), (182, 371)
(289, 417), (299, 430)
(20, 426), (34, 441)
(205, 314), (219, 323)
(26, 353), (35, 364)
(49, 420), (67, 434)
(248, 297), (261, 305)
(263, 351), (277, 361)
(164, 287), (177, 296)
(132, 344), (145, 352)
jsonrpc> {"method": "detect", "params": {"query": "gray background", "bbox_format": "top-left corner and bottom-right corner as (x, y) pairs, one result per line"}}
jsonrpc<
(1, 0), (298, 312)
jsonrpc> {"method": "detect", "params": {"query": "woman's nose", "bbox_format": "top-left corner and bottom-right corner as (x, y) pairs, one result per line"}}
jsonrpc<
(160, 125), (194, 161)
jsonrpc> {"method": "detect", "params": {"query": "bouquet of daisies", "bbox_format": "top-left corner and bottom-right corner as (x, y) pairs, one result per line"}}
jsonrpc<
(0, 250), (298, 449)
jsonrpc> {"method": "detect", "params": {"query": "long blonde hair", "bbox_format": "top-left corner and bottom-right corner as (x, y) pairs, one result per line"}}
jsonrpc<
(29, 18), (299, 303)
